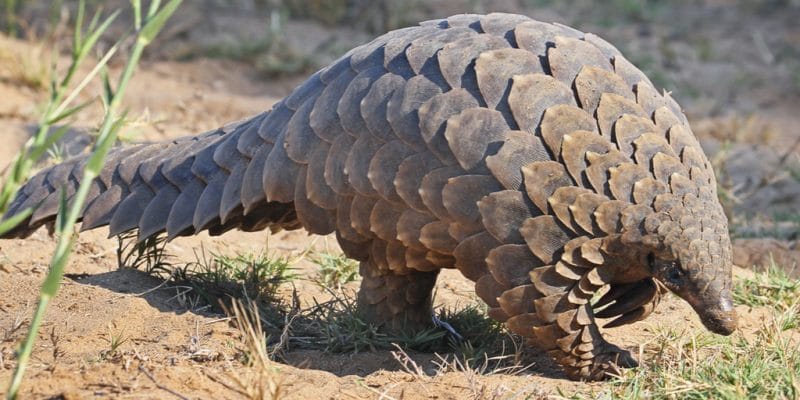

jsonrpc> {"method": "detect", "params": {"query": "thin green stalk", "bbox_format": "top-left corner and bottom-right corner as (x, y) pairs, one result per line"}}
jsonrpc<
(0, 5), (119, 215)
(4, 0), (17, 36)
(5, 2), (182, 398)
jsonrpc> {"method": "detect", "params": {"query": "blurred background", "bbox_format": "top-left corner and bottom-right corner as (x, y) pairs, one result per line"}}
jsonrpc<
(1, 0), (799, 268)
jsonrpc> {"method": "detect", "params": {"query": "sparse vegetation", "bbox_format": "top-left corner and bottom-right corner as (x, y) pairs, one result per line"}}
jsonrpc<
(578, 264), (800, 400)
(175, 249), (296, 310)
(605, 309), (799, 399)
(222, 299), (284, 400)
(190, 9), (317, 78)
(295, 291), (528, 373)
(99, 325), (128, 361)
(112, 228), (800, 399)
(734, 261), (800, 311)
(310, 251), (359, 290)
(116, 233), (526, 374)
(0, 43), (50, 90)
(116, 231), (172, 273)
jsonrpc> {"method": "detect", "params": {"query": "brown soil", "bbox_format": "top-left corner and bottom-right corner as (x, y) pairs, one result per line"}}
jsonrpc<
(1, 1), (799, 398)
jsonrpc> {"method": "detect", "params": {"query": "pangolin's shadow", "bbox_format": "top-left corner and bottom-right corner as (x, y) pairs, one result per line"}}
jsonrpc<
(66, 267), (209, 315)
(68, 268), (570, 379)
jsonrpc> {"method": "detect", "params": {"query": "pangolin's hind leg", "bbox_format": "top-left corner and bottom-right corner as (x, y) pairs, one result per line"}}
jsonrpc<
(356, 259), (439, 333)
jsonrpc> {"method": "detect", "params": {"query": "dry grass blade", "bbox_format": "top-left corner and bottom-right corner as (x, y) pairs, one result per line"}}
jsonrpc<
(390, 343), (428, 378)
(224, 299), (283, 400)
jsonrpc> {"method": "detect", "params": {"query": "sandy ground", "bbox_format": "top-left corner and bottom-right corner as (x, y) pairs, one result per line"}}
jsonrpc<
(0, 1), (799, 398)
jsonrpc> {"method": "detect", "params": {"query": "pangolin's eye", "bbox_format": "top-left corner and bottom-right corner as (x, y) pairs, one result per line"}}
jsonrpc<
(666, 265), (685, 284)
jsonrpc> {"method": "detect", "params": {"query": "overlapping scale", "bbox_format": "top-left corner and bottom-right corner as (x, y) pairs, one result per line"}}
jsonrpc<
(560, 130), (617, 185)
(444, 108), (510, 171)
(612, 114), (658, 157)
(394, 153), (443, 212)
(508, 73), (576, 133)
(344, 133), (383, 196)
(478, 190), (540, 243)
(420, 221), (458, 253)
(475, 274), (507, 307)
(608, 163), (650, 202)
(513, 20), (581, 58)
(336, 195), (369, 243)
(436, 34), (509, 94)
(442, 175), (502, 230)
(521, 215), (574, 264)
(386, 75), (444, 150)
(498, 284), (539, 316)
(549, 186), (594, 234)
(305, 141), (337, 209)
(397, 209), (434, 248)
(475, 48), (542, 109)
(574, 66), (633, 116)
(453, 231), (501, 281)
(417, 88), (480, 164)
(485, 130), (551, 190)
(539, 105), (598, 159)
(369, 199), (404, 242)
(368, 140), (416, 204)
(487, 244), (544, 287)
(584, 150), (628, 196)
(546, 36), (612, 86)
(350, 195), (377, 238)
(293, 165), (335, 235)
(419, 166), (464, 221)
(522, 161), (574, 213)
(596, 92), (647, 139)
(323, 134), (355, 195)
(478, 13), (532, 41)
(570, 192), (609, 236)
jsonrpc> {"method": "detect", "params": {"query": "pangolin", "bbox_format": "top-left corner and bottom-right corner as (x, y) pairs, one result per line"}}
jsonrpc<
(1, 13), (737, 380)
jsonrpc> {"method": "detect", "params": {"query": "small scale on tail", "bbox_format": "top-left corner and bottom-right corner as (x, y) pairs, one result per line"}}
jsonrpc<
(1, 13), (737, 380)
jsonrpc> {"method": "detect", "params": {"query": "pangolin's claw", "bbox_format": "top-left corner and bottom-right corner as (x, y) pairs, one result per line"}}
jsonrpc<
(595, 279), (657, 319)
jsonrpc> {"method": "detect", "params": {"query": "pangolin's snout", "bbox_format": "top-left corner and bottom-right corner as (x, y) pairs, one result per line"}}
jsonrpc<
(696, 291), (737, 336)
(699, 308), (737, 335)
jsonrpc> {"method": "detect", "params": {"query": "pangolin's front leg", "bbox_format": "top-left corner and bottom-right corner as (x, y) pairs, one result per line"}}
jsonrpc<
(480, 223), (665, 379)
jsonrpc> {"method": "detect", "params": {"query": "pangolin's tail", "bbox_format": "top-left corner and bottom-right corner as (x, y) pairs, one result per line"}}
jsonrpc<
(1, 112), (299, 241)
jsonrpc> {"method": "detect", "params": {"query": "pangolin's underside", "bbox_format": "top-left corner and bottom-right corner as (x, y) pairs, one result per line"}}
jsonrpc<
(1, 13), (737, 380)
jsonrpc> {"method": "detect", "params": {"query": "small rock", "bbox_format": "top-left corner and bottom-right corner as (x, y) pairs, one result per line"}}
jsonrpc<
(732, 238), (799, 276)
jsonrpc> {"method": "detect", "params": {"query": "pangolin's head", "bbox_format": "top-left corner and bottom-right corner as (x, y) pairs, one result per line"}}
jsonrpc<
(643, 192), (737, 336)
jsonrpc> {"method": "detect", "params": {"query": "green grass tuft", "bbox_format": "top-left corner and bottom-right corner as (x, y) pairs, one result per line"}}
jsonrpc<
(176, 249), (297, 308)
(310, 251), (359, 290)
(606, 310), (799, 399)
(116, 231), (172, 274)
(734, 262), (800, 310)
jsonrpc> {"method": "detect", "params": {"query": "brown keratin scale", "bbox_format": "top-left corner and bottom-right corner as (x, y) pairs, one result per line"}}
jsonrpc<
(1, 13), (737, 380)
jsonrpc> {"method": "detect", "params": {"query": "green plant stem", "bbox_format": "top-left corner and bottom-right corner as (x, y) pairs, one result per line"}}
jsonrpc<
(4, 296), (52, 396)
(0, 8), (120, 214)
(4, 0), (17, 36)
(5, 1), (182, 397)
